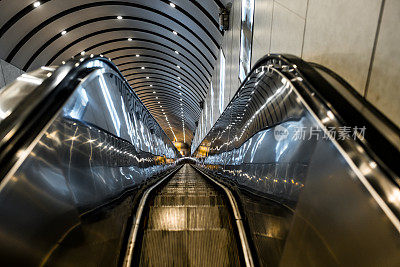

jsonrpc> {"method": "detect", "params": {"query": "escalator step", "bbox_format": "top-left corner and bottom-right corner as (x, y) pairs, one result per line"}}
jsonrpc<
(137, 164), (241, 266)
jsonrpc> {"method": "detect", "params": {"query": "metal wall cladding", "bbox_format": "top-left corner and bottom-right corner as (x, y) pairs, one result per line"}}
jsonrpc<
(193, 66), (318, 203)
(0, 62), (178, 265)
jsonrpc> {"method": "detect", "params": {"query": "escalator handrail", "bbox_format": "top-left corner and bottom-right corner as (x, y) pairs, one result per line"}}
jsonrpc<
(193, 53), (400, 181)
(0, 56), (179, 182)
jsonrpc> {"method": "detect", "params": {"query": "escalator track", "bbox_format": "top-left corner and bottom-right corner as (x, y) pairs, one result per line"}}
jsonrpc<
(134, 164), (242, 266)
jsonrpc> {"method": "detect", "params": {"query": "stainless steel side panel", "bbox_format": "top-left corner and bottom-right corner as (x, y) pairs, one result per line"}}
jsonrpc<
(193, 61), (400, 265)
(0, 61), (178, 265)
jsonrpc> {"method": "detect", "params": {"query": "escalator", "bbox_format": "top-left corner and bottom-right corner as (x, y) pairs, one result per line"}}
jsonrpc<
(130, 164), (242, 266)
(192, 54), (400, 266)
(0, 53), (399, 266)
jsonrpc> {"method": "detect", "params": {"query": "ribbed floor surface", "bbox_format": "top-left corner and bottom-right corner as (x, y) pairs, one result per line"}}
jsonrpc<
(138, 164), (241, 266)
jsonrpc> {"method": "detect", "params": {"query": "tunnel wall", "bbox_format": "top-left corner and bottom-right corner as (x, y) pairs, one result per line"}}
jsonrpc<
(193, 0), (400, 151)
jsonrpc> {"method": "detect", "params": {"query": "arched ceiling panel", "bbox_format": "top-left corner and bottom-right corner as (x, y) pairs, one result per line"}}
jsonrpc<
(118, 62), (204, 96)
(0, 0), (223, 145)
(103, 48), (209, 87)
(21, 12), (217, 70)
(74, 39), (211, 79)
(77, 38), (212, 76)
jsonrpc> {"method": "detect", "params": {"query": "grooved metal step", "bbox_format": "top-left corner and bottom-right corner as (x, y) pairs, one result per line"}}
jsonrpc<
(138, 164), (241, 266)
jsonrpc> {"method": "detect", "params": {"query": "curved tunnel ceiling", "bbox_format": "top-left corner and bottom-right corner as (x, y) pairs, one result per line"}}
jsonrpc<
(0, 0), (225, 145)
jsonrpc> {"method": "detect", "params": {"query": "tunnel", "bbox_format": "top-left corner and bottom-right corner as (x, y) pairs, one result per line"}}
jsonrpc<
(0, 0), (399, 266)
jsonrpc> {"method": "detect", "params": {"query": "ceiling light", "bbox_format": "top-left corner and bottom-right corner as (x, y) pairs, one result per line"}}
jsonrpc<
(177, 76), (181, 80)
(61, 61), (66, 64)
(160, 105), (163, 107)
(146, 77), (149, 79)
(61, 30), (67, 35)
(156, 97), (158, 99)
(179, 92), (182, 95)
(128, 38), (132, 41)
(33, 1), (41, 8)
(80, 51), (85, 55)
(175, 50), (179, 54)
(153, 91), (156, 93)
(141, 67), (145, 69)
(150, 84), (153, 87)
(176, 65), (180, 69)
(136, 54), (140, 57)
(117, 16), (123, 20)
(100, 54), (103, 57)
(173, 31), (178, 35)
(170, 2), (176, 8)
(90, 54), (94, 58)
(158, 101), (160, 104)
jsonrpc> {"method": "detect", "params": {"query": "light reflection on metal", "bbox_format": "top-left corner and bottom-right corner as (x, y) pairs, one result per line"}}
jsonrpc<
(99, 74), (121, 136)
(17, 74), (43, 85)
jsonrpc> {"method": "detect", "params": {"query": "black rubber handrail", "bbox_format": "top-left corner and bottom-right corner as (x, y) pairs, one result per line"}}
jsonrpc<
(279, 55), (400, 181)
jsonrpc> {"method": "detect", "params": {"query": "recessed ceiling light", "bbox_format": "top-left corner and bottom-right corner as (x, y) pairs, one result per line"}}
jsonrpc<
(170, 2), (176, 8)
(153, 91), (156, 93)
(61, 30), (67, 35)
(90, 54), (94, 58)
(80, 51), (85, 55)
(141, 67), (145, 69)
(62, 61), (66, 64)
(33, 1), (41, 8)
(174, 50), (179, 54)
(177, 76), (181, 80)
(173, 31), (178, 35)
(158, 101), (160, 104)
(128, 38), (132, 41)
(156, 97), (158, 99)
(117, 16), (123, 20)
(100, 54), (103, 57)
(136, 54), (140, 57)
(179, 92), (182, 95)
(176, 65), (180, 69)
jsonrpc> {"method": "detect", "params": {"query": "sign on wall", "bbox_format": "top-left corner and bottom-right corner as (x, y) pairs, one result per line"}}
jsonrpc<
(239, 0), (255, 82)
